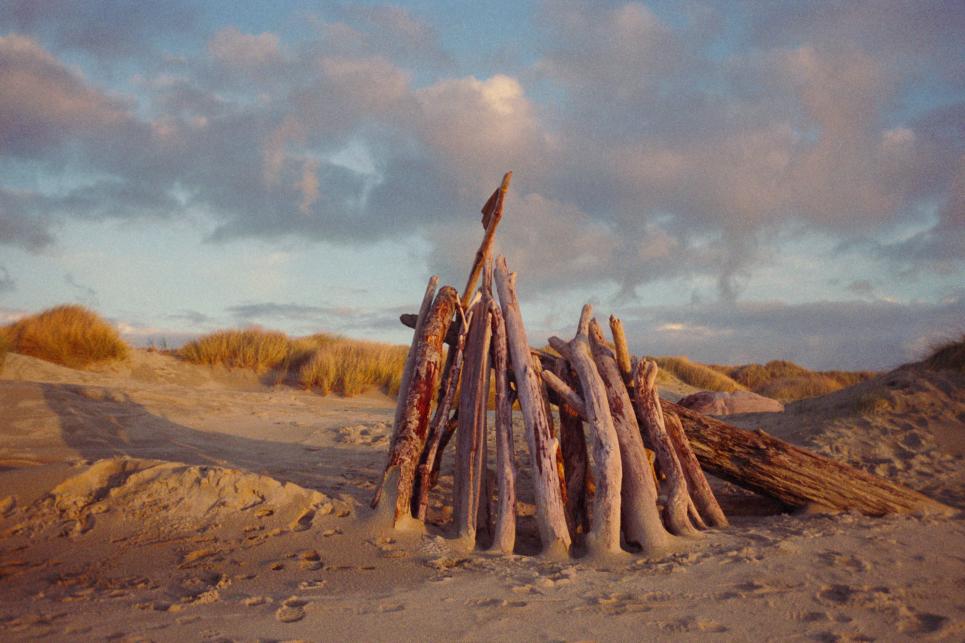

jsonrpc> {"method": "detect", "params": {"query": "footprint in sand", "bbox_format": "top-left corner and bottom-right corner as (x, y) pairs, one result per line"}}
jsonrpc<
(336, 423), (390, 448)
(275, 597), (308, 622)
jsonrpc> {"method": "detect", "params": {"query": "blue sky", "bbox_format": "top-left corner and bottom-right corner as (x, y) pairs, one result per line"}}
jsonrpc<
(1, 1), (963, 370)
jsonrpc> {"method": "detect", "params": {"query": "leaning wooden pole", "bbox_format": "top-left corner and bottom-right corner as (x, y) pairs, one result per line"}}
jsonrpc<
(633, 360), (703, 535)
(663, 411), (727, 528)
(371, 286), (459, 527)
(461, 172), (512, 308)
(488, 301), (517, 554)
(494, 255), (571, 557)
(588, 319), (672, 554)
(391, 276), (439, 446)
(549, 306), (623, 557)
(663, 400), (953, 516)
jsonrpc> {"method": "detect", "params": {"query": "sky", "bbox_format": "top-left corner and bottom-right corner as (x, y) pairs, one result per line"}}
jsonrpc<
(1, 0), (963, 371)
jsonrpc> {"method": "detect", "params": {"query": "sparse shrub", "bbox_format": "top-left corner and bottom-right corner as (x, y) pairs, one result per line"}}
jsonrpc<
(178, 328), (291, 372)
(923, 335), (965, 372)
(3, 305), (129, 368)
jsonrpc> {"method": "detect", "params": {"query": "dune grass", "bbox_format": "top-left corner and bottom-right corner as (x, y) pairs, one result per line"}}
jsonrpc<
(923, 335), (965, 372)
(648, 356), (747, 393)
(1, 305), (129, 369)
(178, 328), (408, 396)
(705, 360), (875, 401)
(0, 332), (7, 371)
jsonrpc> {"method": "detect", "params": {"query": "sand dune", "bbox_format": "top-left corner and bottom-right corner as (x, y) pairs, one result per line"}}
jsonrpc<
(1, 349), (963, 640)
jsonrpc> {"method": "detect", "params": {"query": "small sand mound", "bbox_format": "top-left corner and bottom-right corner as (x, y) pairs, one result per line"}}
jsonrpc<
(12, 457), (334, 539)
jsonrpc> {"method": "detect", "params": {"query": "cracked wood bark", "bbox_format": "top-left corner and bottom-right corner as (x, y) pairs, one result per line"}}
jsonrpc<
(663, 411), (728, 528)
(415, 308), (471, 521)
(494, 255), (571, 557)
(454, 298), (492, 544)
(662, 400), (953, 516)
(461, 172), (512, 308)
(489, 301), (517, 554)
(588, 320), (672, 554)
(548, 360), (590, 538)
(633, 360), (703, 536)
(391, 276), (438, 450)
(371, 285), (458, 526)
(548, 305), (622, 556)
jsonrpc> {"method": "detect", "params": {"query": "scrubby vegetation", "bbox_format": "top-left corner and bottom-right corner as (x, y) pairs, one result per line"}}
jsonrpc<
(178, 328), (408, 396)
(0, 332), (7, 371)
(922, 335), (965, 372)
(1, 305), (129, 368)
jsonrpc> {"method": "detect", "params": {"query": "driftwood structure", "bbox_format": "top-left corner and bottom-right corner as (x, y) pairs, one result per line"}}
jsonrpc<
(373, 173), (951, 557)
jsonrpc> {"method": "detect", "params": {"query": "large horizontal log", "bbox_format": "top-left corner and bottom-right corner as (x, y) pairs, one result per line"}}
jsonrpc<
(662, 400), (953, 516)
(539, 382), (951, 516)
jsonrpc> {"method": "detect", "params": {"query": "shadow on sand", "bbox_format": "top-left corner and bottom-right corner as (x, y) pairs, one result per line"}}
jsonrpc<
(40, 382), (382, 508)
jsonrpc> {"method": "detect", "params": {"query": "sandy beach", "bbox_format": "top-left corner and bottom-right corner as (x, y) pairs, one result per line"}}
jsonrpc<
(1, 349), (962, 641)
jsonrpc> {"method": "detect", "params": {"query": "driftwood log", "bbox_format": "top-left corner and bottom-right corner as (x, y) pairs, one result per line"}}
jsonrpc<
(495, 255), (571, 557)
(372, 285), (459, 526)
(664, 411), (728, 527)
(461, 172), (511, 308)
(415, 307), (469, 521)
(391, 276), (438, 449)
(488, 301), (517, 554)
(664, 400), (953, 516)
(633, 361), (703, 535)
(453, 298), (492, 543)
(549, 359), (591, 538)
(549, 306), (623, 556)
(587, 319), (672, 553)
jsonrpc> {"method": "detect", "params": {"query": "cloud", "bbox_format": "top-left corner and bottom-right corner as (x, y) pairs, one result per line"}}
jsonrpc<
(64, 273), (98, 306)
(227, 301), (409, 337)
(0, 3), (962, 308)
(0, 1), (196, 62)
(592, 295), (965, 371)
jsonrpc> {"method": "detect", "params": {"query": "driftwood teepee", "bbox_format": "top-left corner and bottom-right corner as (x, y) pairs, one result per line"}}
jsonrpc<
(373, 173), (951, 558)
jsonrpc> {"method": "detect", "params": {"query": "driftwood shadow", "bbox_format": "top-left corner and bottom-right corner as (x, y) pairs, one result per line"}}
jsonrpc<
(40, 382), (381, 507)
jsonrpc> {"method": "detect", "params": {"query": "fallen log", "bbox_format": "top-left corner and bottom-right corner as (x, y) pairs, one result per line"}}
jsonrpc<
(633, 361), (703, 535)
(495, 255), (571, 557)
(549, 305), (623, 556)
(588, 319), (672, 554)
(663, 400), (954, 516)
(488, 301), (517, 554)
(371, 285), (459, 526)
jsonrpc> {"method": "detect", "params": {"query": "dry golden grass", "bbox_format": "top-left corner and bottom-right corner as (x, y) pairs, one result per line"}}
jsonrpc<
(178, 329), (292, 372)
(179, 327), (408, 396)
(648, 356), (747, 393)
(709, 360), (875, 401)
(923, 335), (965, 372)
(298, 337), (408, 396)
(2, 305), (129, 369)
(0, 332), (8, 371)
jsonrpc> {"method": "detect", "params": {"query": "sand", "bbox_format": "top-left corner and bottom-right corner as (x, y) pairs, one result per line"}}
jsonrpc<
(1, 349), (963, 641)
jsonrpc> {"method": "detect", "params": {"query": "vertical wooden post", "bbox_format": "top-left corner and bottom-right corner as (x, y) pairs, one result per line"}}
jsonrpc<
(390, 276), (439, 447)
(489, 303), (517, 554)
(608, 315), (634, 389)
(494, 256), (571, 558)
(371, 286), (458, 527)
(454, 298), (492, 545)
(588, 319), (672, 554)
(548, 305), (623, 557)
